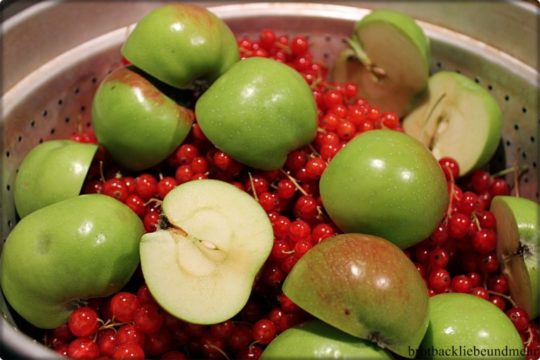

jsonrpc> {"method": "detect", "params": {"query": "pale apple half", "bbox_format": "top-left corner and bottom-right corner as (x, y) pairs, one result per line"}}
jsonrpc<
(403, 71), (502, 176)
(140, 179), (273, 325)
(491, 196), (539, 319)
(332, 9), (430, 117)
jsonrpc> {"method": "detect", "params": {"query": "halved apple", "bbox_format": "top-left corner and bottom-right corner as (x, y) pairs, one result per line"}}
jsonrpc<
(332, 9), (430, 116)
(140, 179), (273, 325)
(491, 196), (539, 319)
(403, 71), (502, 176)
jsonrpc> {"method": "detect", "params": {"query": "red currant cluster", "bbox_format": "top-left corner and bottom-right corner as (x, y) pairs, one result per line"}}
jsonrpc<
(46, 29), (538, 360)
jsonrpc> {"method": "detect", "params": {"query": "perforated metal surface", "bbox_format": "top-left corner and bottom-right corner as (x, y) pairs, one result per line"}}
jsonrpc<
(0, 2), (538, 358)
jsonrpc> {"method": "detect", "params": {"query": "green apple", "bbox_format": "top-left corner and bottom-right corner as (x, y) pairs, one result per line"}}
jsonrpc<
(491, 196), (539, 319)
(403, 71), (502, 176)
(122, 4), (239, 89)
(92, 66), (194, 171)
(261, 320), (394, 359)
(419, 293), (524, 359)
(140, 179), (273, 325)
(195, 57), (317, 170)
(282, 233), (429, 358)
(320, 129), (448, 249)
(333, 9), (430, 117)
(0, 194), (144, 329)
(14, 140), (97, 218)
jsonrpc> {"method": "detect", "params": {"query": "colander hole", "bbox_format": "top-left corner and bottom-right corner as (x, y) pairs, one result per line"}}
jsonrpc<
(92, 77), (97, 84)
(474, 77), (480, 84)
(74, 87), (80, 95)
(455, 69), (461, 74)
(5, 151), (10, 158)
(58, 99), (63, 106)
(65, 117), (71, 124)
(50, 128), (56, 135)
(39, 138), (43, 144)
(533, 161), (537, 169)
(522, 152), (527, 160)
(522, 107), (527, 114)
(6, 184), (10, 191)
(523, 177), (529, 184)
(325, 35), (331, 42)
(42, 110), (48, 117)
(436, 61), (442, 69)
(86, 122), (91, 128)
(531, 136), (536, 143)
(323, 53), (329, 59)
(17, 136), (22, 143)
(80, 106), (86, 112)
(514, 124), (519, 131)
(30, 120), (35, 127)
(487, 84), (493, 91)
(536, 192), (539, 199)
(7, 220), (12, 228)
(505, 140), (511, 147)
(504, 95), (510, 102)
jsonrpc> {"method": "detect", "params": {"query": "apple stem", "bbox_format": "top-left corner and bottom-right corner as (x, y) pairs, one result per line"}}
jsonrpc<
(423, 93), (447, 150)
(248, 171), (259, 201)
(344, 37), (386, 80)
(98, 160), (105, 182)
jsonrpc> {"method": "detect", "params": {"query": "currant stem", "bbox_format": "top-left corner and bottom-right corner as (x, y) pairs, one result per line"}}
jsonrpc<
(248, 171), (259, 201)
(486, 290), (517, 307)
(279, 169), (309, 197)
(491, 164), (528, 178)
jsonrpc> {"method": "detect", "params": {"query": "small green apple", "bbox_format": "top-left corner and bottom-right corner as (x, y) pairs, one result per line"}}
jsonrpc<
(14, 140), (97, 218)
(92, 66), (194, 171)
(419, 293), (524, 359)
(333, 9), (430, 116)
(320, 130), (448, 249)
(282, 233), (429, 358)
(122, 4), (239, 89)
(195, 57), (317, 170)
(140, 179), (273, 325)
(491, 196), (539, 319)
(261, 320), (394, 359)
(0, 194), (144, 329)
(403, 71), (502, 176)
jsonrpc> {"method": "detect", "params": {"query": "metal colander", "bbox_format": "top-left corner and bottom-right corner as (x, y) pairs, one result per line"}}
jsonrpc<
(1, 2), (538, 358)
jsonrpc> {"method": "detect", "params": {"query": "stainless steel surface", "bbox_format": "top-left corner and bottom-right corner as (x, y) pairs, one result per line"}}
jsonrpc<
(1, 2), (538, 358)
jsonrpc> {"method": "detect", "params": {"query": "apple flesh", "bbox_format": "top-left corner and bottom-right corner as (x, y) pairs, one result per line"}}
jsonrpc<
(282, 233), (429, 358)
(122, 4), (239, 89)
(320, 129), (448, 249)
(14, 140), (97, 218)
(92, 66), (194, 171)
(261, 320), (394, 359)
(140, 179), (273, 325)
(403, 71), (502, 176)
(333, 9), (430, 117)
(419, 293), (524, 359)
(195, 57), (317, 170)
(491, 195), (539, 319)
(0, 194), (144, 329)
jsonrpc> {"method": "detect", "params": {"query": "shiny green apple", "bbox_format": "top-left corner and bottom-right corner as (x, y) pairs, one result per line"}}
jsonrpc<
(92, 66), (194, 170)
(122, 3), (239, 89)
(491, 196), (539, 319)
(320, 130), (448, 249)
(261, 320), (394, 359)
(419, 293), (524, 359)
(0, 194), (144, 329)
(283, 233), (429, 358)
(14, 140), (97, 218)
(195, 57), (317, 170)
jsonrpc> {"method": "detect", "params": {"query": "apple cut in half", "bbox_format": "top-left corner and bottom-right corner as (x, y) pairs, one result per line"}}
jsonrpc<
(333, 9), (430, 117)
(140, 179), (273, 325)
(491, 196), (539, 319)
(403, 71), (502, 176)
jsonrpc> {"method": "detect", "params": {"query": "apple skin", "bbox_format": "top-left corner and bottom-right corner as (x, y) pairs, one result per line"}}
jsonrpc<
(122, 4), (239, 89)
(0, 194), (144, 329)
(419, 293), (524, 359)
(14, 140), (97, 218)
(491, 195), (539, 319)
(403, 71), (502, 176)
(92, 66), (194, 171)
(195, 57), (317, 170)
(282, 233), (429, 358)
(320, 130), (448, 249)
(333, 9), (430, 117)
(261, 320), (394, 359)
